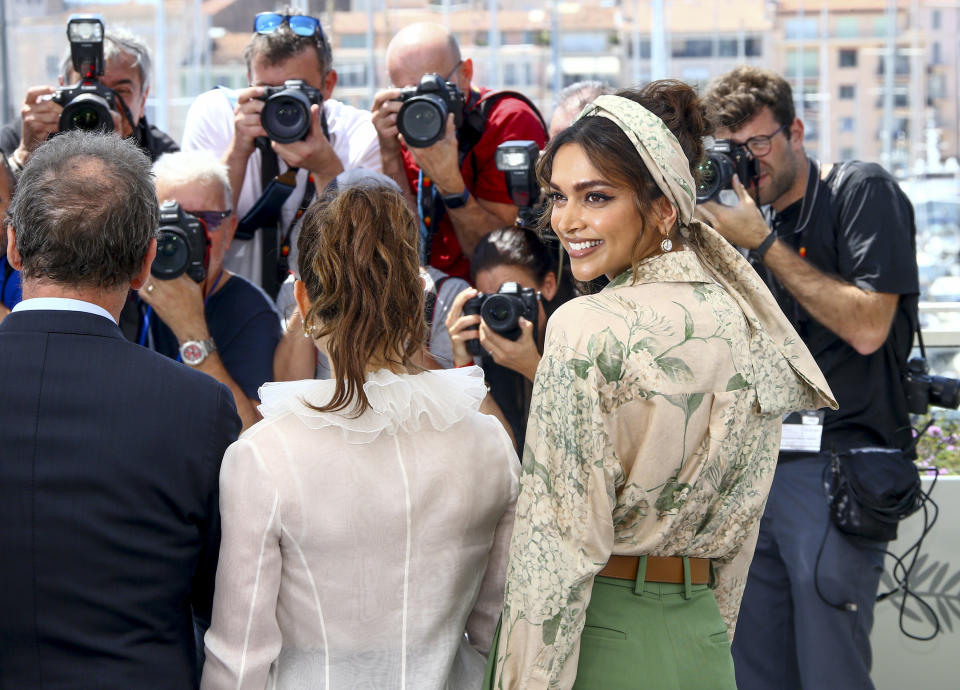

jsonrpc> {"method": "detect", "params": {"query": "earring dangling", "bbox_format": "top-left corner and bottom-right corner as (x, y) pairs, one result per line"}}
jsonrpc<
(660, 236), (673, 253)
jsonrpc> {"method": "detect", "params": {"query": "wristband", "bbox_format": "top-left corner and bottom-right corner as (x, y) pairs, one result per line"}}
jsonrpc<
(441, 187), (470, 209)
(751, 231), (777, 261)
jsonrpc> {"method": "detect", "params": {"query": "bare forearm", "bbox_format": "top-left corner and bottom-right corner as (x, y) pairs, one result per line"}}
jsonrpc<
(447, 199), (513, 259)
(273, 313), (318, 381)
(195, 354), (262, 430)
(222, 142), (251, 212)
(762, 240), (897, 355)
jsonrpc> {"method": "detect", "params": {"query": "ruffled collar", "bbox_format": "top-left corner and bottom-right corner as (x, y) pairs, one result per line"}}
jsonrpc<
(256, 366), (487, 444)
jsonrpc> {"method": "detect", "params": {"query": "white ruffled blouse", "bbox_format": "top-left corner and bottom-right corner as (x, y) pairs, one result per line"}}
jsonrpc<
(201, 367), (520, 690)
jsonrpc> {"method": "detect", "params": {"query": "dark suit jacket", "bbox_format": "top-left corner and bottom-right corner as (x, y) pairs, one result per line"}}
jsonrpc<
(0, 309), (241, 689)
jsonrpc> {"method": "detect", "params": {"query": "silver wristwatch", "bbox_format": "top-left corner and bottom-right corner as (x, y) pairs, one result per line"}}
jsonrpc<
(179, 338), (216, 366)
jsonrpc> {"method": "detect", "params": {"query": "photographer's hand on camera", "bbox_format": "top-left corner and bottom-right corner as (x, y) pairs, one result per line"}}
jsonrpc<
(137, 275), (207, 343)
(445, 287), (482, 368)
(479, 317), (540, 382)
(272, 103), (343, 190)
(371, 89), (404, 159)
(403, 113), (462, 195)
(700, 175), (898, 356)
(15, 86), (62, 166)
(696, 175), (771, 252)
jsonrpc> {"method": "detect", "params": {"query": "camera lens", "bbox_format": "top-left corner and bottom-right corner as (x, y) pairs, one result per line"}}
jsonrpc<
(262, 92), (311, 144)
(59, 93), (114, 134)
(695, 153), (733, 203)
(481, 294), (521, 336)
(398, 97), (446, 148)
(69, 107), (102, 131)
(151, 227), (190, 280)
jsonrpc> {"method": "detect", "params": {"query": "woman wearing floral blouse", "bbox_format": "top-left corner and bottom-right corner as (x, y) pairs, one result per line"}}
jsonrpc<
(486, 81), (836, 689)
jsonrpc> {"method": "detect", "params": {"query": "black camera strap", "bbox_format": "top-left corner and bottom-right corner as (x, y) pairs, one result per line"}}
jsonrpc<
(457, 89), (547, 187)
(236, 140), (297, 242)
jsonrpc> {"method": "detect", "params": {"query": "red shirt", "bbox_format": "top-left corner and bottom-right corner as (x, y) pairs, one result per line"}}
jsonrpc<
(401, 88), (548, 282)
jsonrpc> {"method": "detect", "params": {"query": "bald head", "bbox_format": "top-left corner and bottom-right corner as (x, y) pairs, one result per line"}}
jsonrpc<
(386, 22), (467, 90)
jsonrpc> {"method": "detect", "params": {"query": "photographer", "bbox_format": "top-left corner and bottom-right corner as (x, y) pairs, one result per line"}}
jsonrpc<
(372, 22), (548, 281)
(182, 8), (380, 298)
(700, 66), (919, 690)
(138, 151), (282, 431)
(1, 24), (177, 171)
(446, 226), (576, 449)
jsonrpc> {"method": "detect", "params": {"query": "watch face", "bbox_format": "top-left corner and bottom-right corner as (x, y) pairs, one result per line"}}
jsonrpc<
(182, 342), (204, 364)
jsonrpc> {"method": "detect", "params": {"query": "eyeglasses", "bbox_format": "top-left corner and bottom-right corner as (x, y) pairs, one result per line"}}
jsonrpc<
(191, 209), (232, 233)
(254, 12), (326, 41)
(443, 60), (463, 83)
(739, 123), (789, 157)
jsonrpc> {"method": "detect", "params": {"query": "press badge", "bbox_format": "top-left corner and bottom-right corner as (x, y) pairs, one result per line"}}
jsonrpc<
(780, 410), (825, 452)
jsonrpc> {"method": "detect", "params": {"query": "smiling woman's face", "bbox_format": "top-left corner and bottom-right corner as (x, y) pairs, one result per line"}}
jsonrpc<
(548, 143), (661, 282)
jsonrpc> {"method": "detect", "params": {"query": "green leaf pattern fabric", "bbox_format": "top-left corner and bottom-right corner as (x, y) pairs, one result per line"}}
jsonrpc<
(491, 245), (836, 689)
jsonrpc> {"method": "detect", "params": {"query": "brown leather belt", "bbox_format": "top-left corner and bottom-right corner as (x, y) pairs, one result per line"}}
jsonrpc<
(598, 555), (711, 585)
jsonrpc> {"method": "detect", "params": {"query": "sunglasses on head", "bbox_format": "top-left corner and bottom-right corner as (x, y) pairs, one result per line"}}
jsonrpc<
(254, 12), (325, 40)
(191, 209), (232, 233)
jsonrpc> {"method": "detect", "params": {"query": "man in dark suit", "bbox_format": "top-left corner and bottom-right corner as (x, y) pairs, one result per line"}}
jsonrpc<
(0, 131), (241, 689)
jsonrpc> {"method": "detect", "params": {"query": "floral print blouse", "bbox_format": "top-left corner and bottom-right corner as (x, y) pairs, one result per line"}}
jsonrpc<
(491, 225), (835, 689)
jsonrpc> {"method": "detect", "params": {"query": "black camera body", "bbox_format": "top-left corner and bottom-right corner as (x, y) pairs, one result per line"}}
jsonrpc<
(462, 282), (539, 357)
(902, 357), (960, 414)
(696, 140), (759, 203)
(396, 74), (465, 148)
(53, 15), (116, 133)
(151, 201), (210, 283)
(256, 80), (324, 144)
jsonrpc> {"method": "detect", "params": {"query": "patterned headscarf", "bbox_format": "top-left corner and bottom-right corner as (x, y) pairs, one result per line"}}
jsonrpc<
(574, 94), (696, 224)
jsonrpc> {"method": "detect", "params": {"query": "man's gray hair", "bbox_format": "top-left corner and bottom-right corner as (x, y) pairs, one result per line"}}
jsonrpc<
(59, 26), (153, 92)
(152, 151), (233, 210)
(9, 131), (159, 289)
(555, 80), (614, 114)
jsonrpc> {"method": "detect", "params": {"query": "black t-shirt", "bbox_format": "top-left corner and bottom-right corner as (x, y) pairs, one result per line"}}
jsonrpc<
(754, 160), (919, 452)
(149, 275), (282, 400)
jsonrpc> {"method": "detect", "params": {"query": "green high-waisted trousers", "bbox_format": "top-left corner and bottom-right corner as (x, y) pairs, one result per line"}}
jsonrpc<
(486, 556), (738, 689)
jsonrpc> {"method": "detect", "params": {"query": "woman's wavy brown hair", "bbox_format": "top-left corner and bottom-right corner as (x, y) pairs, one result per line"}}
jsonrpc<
(297, 184), (425, 415)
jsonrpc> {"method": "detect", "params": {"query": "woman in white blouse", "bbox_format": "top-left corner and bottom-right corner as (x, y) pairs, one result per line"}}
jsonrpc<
(201, 181), (520, 690)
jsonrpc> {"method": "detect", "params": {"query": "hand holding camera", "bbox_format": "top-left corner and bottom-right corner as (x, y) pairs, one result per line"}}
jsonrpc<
(373, 74), (466, 194)
(16, 86), (62, 160)
(16, 15), (125, 165)
(231, 80), (340, 181)
(696, 174), (772, 253)
(446, 282), (542, 381)
(151, 201), (210, 284)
